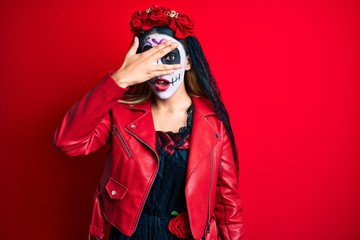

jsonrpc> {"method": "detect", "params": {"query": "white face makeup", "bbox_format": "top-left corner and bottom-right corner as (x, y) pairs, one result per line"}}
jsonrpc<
(142, 33), (188, 99)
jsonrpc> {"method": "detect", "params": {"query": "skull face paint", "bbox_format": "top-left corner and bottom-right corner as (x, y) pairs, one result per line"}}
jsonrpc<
(141, 33), (188, 99)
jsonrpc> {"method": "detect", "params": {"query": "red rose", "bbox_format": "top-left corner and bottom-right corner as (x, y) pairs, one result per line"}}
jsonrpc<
(129, 6), (195, 39)
(130, 11), (147, 35)
(170, 14), (195, 39)
(168, 212), (192, 238)
(148, 5), (168, 22)
(144, 6), (168, 30)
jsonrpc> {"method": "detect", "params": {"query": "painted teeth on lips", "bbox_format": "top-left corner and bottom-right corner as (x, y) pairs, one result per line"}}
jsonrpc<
(155, 79), (169, 85)
(154, 79), (170, 91)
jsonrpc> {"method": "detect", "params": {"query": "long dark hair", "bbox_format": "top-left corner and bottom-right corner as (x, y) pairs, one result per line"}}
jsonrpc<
(186, 36), (239, 171)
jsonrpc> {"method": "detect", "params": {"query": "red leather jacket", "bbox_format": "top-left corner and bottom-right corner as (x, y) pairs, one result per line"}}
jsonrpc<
(54, 75), (247, 240)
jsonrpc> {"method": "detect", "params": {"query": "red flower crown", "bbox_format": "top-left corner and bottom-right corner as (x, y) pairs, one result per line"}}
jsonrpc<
(130, 6), (195, 39)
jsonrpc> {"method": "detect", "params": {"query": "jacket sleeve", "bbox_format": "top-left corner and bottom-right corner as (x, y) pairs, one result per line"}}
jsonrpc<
(53, 75), (128, 156)
(214, 126), (247, 240)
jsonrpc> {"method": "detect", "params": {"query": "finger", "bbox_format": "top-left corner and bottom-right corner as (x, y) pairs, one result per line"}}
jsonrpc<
(149, 42), (179, 62)
(148, 64), (182, 72)
(141, 40), (174, 58)
(147, 69), (177, 79)
(126, 37), (139, 56)
(146, 64), (182, 79)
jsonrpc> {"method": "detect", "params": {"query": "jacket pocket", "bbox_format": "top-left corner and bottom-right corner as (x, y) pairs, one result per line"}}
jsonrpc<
(105, 177), (128, 200)
(113, 125), (133, 158)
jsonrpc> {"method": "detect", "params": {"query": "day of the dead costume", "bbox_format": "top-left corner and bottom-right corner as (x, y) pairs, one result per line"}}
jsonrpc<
(53, 5), (247, 240)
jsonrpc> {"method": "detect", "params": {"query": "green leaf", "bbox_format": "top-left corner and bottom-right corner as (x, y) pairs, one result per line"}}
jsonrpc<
(171, 211), (179, 216)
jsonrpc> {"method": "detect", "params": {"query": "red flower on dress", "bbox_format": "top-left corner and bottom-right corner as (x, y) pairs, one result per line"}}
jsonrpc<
(130, 5), (195, 39)
(168, 212), (192, 238)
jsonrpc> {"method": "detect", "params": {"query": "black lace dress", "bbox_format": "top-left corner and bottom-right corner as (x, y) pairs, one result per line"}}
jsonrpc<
(109, 105), (194, 240)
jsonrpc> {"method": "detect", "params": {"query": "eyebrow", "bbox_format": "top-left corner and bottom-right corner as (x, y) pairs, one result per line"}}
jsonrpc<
(152, 38), (167, 45)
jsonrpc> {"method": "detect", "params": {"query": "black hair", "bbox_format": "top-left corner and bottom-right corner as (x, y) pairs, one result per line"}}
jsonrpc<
(186, 36), (239, 171)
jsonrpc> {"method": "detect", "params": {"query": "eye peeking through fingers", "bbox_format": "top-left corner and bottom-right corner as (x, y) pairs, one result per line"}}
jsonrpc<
(164, 54), (176, 61)
(161, 49), (180, 65)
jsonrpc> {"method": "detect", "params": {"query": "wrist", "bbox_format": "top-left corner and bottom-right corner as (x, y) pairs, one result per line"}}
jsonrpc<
(111, 71), (129, 89)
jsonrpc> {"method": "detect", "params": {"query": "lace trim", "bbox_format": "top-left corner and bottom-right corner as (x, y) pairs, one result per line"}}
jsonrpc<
(156, 104), (194, 155)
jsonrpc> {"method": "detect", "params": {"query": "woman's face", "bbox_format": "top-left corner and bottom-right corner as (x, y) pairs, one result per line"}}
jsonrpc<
(141, 33), (189, 99)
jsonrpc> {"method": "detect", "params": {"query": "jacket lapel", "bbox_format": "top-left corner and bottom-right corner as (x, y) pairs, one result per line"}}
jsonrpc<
(186, 97), (219, 182)
(121, 101), (158, 156)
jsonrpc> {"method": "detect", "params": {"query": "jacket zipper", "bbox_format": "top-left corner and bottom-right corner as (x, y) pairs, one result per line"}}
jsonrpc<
(125, 127), (159, 232)
(113, 125), (132, 158)
(204, 150), (213, 237)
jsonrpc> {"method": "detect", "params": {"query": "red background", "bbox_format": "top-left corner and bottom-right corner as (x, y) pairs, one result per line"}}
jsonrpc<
(1, 0), (359, 239)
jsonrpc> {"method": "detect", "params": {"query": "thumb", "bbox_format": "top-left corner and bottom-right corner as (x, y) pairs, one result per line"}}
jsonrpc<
(127, 37), (139, 56)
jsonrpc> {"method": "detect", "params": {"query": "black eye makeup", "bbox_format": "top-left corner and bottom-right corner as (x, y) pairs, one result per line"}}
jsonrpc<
(142, 45), (152, 52)
(164, 54), (176, 61)
(161, 49), (180, 64)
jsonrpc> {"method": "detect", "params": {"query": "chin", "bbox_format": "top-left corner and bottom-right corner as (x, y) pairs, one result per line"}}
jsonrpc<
(155, 92), (173, 100)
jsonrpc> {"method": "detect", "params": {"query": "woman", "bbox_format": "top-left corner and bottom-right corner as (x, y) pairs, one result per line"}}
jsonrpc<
(54, 6), (247, 240)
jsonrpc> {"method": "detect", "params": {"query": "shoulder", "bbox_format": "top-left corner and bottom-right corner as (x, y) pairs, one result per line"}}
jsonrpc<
(191, 96), (226, 133)
(191, 96), (216, 116)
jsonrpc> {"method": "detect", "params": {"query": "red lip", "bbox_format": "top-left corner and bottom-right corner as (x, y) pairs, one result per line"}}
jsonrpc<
(153, 78), (170, 91)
